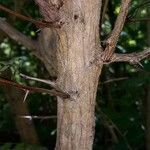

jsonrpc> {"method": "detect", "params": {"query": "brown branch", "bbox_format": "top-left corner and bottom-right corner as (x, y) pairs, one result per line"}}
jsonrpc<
(102, 77), (128, 84)
(101, 0), (109, 23)
(20, 73), (56, 87)
(93, 0), (150, 66)
(0, 77), (69, 98)
(103, 0), (131, 61)
(94, 48), (150, 66)
(111, 48), (150, 64)
(20, 73), (64, 95)
(0, 18), (39, 51)
(35, 0), (60, 22)
(0, 4), (55, 28)
(35, 0), (63, 28)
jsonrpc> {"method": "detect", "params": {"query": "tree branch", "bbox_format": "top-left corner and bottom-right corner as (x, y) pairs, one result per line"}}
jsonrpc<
(111, 48), (150, 64)
(35, 0), (60, 22)
(0, 18), (39, 51)
(20, 73), (64, 94)
(35, 0), (63, 28)
(19, 115), (57, 120)
(94, 48), (150, 66)
(0, 77), (69, 98)
(101, 0), (109, 23)
(93, 1), (149, 66)
(102, 77), (128, 84)
(0, 4), (56, 28)
(103, 0), (131, 61)
(20, 73), (56, 87)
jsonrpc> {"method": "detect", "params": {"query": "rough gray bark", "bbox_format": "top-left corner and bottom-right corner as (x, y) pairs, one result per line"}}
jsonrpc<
(38, 28), (58, 77)
(33, 1), (103, 148)
(53, 1), (102, 149)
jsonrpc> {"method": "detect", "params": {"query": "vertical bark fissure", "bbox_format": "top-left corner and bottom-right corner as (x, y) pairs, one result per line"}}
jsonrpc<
(38, 28), (58, 77)
(54, 0), (103, 149)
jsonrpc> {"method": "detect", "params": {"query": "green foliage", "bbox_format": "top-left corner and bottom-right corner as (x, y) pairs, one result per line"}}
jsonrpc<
(0, 143), (48, 150)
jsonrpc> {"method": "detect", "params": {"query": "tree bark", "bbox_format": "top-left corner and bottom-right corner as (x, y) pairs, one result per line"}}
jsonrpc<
(52, 1), (103, 149)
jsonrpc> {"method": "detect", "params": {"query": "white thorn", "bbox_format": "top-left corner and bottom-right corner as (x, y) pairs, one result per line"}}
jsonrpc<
(23, 90), (29, 103)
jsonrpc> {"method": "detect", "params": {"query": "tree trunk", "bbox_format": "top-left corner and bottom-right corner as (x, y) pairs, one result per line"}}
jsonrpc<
(51, 1), (103, 149)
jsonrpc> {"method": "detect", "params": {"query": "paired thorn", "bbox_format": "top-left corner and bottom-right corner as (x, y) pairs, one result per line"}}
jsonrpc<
(20, 73), (56, 88)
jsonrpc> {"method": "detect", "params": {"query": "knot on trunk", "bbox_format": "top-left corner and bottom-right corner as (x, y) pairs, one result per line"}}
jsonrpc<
(35, 0), (64, 28)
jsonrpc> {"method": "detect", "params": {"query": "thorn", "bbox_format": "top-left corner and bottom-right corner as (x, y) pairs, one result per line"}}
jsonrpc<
(137, 62), (144, 68)
(35, 28), (41, 33)
(19, 115), (32, 120)
(23, 90), (29, 103)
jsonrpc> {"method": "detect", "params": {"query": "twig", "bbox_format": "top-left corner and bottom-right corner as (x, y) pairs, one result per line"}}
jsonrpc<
(0, 4), (54, 28)
(0, 77), (69, 98)
(102, 77), (128, 84)
(20, 73), (64, 94)
(20, 73), (56, 88)
(111, 48), (150, 64)
(19, 115), (57, 120)
(103, 0), (131, 61)
(101, 0), (109, 23)
(94, 48), (150, 65)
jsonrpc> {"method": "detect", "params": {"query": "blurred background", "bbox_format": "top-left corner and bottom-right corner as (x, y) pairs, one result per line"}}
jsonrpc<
(0, 0), (149, 149)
